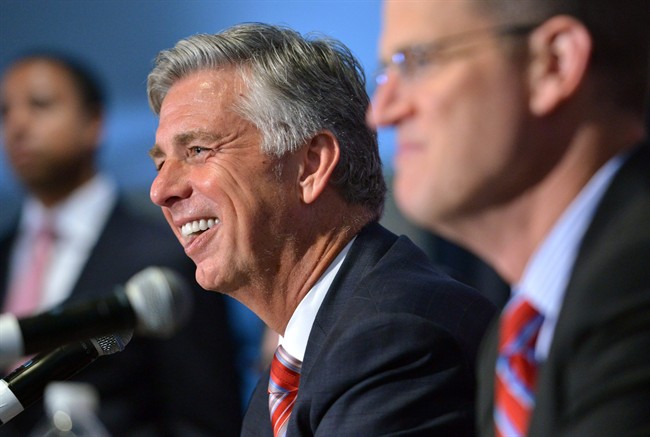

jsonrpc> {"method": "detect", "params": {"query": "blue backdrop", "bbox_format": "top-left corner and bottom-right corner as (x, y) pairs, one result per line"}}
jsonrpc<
(0, 0), (395, 204)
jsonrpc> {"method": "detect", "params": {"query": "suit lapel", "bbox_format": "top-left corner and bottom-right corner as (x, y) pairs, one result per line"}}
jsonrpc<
(300, 222), (398, 379)
(529, 143), (650, 435)
(476, 314), (499, 437)
(0, 228), (18, 307)
(69, 200), (159, 302)
(64, 202), (130, 303)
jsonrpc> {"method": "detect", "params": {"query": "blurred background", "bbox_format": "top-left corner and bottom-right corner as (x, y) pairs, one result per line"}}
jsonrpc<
(0, 0), (506, 299)
(0, 0), (389, 205)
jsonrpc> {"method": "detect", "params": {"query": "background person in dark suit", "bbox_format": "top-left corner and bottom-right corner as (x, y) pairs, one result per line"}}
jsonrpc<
(368, 1), (650, 436)
(0, 53), (242, 436)
(146, 23), (496, 436)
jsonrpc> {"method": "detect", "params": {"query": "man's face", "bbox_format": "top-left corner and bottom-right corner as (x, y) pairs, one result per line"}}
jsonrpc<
(368, 1), (532, 233)
(0, 59), (99, 193)
(150, 69), (300, 294)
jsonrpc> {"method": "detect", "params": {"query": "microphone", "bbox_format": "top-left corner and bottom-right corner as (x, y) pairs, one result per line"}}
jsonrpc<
(0, 331), (133, 425)
(0, 266), (192, 363)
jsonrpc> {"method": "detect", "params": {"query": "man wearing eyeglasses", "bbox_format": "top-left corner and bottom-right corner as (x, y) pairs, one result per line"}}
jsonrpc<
(368, 1), (650, 436)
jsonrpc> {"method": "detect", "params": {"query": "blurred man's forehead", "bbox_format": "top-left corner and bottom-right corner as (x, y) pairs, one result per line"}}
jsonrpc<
(380, 1), (488, 57)
(2, 60), (79, 100)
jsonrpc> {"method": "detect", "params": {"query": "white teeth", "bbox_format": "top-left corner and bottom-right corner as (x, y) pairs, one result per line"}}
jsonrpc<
(181, 218), (219, 236)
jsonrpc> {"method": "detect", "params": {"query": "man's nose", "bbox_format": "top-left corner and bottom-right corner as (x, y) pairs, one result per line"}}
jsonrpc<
(150, 159), (191, 208)
(1, 105), (30, 145)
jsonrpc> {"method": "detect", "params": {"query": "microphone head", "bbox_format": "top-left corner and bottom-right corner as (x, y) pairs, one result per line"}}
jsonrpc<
(124, 267), (193, 338)
(90, 330), (133, 357)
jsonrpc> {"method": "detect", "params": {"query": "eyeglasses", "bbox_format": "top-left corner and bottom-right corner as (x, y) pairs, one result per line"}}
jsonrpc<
(374, 24), (537, 86)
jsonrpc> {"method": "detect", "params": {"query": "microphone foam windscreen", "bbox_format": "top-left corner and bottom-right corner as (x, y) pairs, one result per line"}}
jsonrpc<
(124, 267), (193, 338)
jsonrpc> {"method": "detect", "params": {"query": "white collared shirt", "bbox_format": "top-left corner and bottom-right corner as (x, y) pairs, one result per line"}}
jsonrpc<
(7, 174), (117, 311)
(514, 153), (627, 361)
(280, 237), (355, 362)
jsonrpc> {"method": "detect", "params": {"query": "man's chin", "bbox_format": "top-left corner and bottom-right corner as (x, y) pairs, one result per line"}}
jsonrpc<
(194, 264), (223, 293)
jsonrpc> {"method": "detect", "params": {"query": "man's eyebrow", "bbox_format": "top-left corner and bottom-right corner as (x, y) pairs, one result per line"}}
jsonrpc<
(148, 131), (223, 160)
(175, 130), (222, 146)
(148, 144), (164, 160)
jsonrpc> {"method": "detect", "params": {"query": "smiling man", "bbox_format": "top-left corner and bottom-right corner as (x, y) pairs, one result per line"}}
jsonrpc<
(147, 23), (496, 436)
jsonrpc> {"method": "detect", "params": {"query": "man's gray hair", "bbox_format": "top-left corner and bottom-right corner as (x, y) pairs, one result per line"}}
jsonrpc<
(147, 23), (386, 218)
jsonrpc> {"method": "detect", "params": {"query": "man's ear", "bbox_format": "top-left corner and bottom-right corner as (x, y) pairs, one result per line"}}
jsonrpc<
(299, 131), (340, 204)
(526, 15), (592, 115)
(83, 111), (104, 152)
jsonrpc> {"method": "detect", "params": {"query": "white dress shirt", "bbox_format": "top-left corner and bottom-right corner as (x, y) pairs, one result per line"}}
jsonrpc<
(514, 153), (628, 361)
(280, 237), (355, 362)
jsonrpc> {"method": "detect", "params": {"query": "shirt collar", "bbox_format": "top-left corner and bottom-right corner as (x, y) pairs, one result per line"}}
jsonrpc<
(515, 152), (627, 359)
(20, 174), (117, 245)
(280, 236), (356, 361)
(516, 153), (626, 314)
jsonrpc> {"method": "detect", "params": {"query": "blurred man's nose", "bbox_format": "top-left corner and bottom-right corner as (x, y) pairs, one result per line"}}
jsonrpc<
(366, 73), (410, 129)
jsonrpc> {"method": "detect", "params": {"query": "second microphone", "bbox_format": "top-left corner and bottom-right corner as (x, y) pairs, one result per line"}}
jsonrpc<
(0, 266), (192, 364)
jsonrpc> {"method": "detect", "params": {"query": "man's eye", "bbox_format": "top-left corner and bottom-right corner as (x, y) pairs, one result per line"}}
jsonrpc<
(30, 97), (54, 110)
(403, 53), (432, 74)
(190, 146), (207, 155)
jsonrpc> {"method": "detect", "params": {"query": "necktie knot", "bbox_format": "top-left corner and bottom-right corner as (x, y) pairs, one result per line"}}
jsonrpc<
(495, 296), (544, 437)
(268, 345), (302, 437)
(36, 219), (57, 241)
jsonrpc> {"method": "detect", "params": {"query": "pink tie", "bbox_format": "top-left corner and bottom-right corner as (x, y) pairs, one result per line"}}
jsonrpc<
(268, 345), (302, 437)
(494, 296), (544, 437)
(4, 218), (56, 317)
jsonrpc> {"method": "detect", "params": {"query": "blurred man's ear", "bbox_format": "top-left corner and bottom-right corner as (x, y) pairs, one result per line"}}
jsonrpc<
(84, 111), (104, 151)
(526, 15), (592, 116)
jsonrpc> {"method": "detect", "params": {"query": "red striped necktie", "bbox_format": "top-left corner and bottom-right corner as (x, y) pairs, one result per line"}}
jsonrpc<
(268, 345), (302, 437)
(494, 296), (544, 437)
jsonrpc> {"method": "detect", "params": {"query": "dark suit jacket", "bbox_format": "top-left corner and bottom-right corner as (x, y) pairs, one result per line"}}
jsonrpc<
(241, 222), (496, 436)
(477, 143), (650, 436)
(0, 196), (242, 436)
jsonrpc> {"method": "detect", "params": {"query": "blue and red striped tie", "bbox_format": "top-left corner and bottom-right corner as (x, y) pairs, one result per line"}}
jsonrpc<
(268, 345), (302, 437)
(494, 296), (544, 437)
